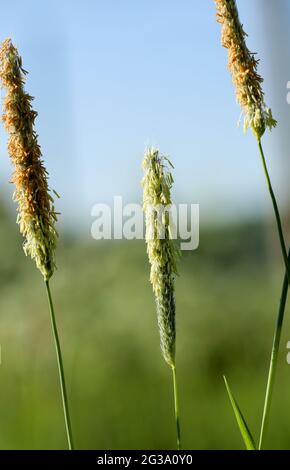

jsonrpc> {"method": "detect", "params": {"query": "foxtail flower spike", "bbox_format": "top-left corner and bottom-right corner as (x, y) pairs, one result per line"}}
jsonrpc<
(0, 39), (58, 280)
(142, 148), (179, 368)
(215, 0), (277, 140)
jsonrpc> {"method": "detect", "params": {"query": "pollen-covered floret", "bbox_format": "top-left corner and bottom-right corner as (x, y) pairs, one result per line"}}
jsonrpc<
(142, 148), (179, 367)
(0, 39), (58, 280)
(215, 0), (277, 139)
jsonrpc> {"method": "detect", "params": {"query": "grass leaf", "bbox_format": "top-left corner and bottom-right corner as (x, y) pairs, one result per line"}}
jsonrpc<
(223, 376), (257, 451)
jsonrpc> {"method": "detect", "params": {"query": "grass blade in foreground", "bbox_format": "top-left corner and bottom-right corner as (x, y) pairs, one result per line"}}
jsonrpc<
(224, 377), (256, 451)
(142, 148), (181, 449)
(0, 38), (74, 449)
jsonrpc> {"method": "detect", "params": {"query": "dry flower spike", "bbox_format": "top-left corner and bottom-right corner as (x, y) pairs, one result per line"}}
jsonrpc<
(0, 38), (58, 280)
(215, 0), (277, 139)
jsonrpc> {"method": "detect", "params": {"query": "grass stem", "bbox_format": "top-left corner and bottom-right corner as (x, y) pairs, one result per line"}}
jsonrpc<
(258, 140), (290, 283)
(171, 365), (181, 450)
(257, 139), (290, 449)
(259, 257), (289, 449)
(45, 280), (74, 450)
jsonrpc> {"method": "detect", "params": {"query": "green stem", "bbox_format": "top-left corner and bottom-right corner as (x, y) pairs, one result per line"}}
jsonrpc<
(258, 140), (290, 284)
(171, 365), (181, 450)
(259, 255), (289, 450)
(257, 139), (290, 449)
(45, 280), (74, 450)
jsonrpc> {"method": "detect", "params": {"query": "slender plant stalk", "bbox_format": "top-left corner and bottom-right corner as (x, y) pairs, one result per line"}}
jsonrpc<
(258, 140), (290, 283)
(45, 280), (74, 450)
(142, 149), (182, 450)
(257, 140), (290, 449)
(171, 366), (181, 450)
(0, 40), (74, 447)
(215, 1), (290, 451)
(259, 255), (289, 450)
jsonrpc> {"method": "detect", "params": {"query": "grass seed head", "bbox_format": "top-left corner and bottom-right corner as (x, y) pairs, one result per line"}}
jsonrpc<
(142, 148), (179, 368)
(215, 0), (277, 140)
(0, 39), (58, 280)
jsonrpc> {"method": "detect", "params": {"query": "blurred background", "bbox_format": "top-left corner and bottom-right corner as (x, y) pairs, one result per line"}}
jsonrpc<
(0, 0), (290, 450)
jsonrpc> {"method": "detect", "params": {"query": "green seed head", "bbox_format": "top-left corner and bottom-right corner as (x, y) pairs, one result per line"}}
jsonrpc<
(142, 148), (179, 367)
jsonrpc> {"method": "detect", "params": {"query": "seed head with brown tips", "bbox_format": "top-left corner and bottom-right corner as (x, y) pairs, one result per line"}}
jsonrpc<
(215, 0), (276, 140)
(0, 39), (58, 280)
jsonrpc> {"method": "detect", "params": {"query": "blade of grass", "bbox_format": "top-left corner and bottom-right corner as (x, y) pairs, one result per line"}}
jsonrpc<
(223, 376), (256, 450)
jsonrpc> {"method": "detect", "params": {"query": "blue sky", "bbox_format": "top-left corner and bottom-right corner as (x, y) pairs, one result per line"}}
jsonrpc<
(0, 0), (289, 236)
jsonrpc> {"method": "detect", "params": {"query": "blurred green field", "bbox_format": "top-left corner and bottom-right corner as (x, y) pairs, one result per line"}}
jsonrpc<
(0, 204), (290, 450)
